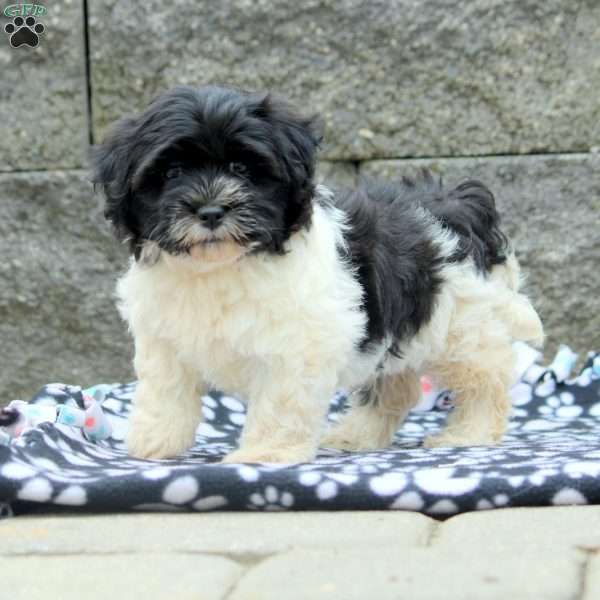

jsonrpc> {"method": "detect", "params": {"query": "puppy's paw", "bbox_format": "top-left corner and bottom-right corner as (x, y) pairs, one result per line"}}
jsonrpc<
(321, 425), (388, 452)
(423, 432), (498, 449)
(320, 430), (371, 452)
(127, 413), (197, 460)
(222, 445), (315, 464)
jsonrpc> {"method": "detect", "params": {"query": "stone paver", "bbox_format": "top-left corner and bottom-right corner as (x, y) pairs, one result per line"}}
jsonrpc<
(0, 511), (434, 557)
(229, 546), (582, 600)
(1, 554), (242, 600)
(1, 507), (599, 599)
(436, 505), (600, 551)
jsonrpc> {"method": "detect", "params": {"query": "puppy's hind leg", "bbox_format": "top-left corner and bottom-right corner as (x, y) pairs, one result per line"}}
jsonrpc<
(424, 344), (514, 448)
(321, 369), (421, 451)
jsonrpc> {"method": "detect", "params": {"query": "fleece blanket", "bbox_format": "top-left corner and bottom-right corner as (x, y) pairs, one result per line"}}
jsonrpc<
(0, 345), (599, 517)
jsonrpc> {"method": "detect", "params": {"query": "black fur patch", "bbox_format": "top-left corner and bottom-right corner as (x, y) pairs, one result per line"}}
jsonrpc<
(333, 179), (445, 356)
(333, 171), (507, 355)
(400, 170), (508, 272)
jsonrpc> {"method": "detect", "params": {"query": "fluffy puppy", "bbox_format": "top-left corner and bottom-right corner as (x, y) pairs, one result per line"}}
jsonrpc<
(92, 85), (543, 463)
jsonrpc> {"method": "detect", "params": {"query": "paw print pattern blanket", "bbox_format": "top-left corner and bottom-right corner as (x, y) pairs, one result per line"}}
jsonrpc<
(0, 345), (599, 517)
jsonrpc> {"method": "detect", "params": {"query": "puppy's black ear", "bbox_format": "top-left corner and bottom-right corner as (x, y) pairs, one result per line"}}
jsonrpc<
(257, 95), (322, 232)
(90, 117), (141, 256)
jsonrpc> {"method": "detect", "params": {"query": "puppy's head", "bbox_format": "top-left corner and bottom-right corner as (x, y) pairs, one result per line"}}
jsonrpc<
(92, 85), (321, 268)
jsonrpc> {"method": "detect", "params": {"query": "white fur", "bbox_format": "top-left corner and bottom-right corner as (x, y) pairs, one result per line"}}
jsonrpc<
(118, 199), (367, 462)
(118, 189), (543, 462)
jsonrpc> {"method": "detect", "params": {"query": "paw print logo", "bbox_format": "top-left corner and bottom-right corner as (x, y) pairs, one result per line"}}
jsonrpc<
(4, 16), (45, 48)
(248, 485), (294, 511)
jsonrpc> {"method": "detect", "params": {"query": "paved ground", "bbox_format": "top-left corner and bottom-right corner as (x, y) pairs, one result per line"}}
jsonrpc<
(1, 506), (599, 599)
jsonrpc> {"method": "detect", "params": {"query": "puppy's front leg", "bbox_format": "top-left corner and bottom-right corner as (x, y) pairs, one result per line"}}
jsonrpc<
(128, 334), (203, 460)
(223, 371), (333, 464)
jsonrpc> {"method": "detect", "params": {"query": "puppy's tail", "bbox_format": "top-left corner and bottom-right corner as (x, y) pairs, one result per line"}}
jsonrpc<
(401, 170), (543, 346)
(403, 170), (508, 273)
(491, 254), (545, 348)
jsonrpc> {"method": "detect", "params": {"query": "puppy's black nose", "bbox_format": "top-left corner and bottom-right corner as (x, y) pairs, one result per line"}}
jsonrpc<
(197, 206), (225, 230)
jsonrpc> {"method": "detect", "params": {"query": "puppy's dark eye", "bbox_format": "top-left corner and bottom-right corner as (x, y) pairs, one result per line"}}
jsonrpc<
(165, 165), (183, 180)
(229, 162), (249, 178)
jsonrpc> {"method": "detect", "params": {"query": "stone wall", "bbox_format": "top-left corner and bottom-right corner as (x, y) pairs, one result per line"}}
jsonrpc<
(0, 0), (598, 401)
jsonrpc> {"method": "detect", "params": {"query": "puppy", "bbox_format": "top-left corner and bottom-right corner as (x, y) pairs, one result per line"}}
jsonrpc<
(92, 85), (543, 463)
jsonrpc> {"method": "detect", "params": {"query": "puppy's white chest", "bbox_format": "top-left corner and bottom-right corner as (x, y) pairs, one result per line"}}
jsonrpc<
(117, 204), (368, 395)
(117, 254), (309, 391)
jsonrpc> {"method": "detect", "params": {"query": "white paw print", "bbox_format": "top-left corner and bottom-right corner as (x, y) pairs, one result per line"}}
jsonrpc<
(220, 395), (246, 426)
(538, 391), (582, 418)
(248, 485), (294, 510)
(298, 469), (357, 500)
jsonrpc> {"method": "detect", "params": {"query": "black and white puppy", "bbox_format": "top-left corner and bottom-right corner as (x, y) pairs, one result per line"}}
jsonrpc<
(93, 85), (543, 463)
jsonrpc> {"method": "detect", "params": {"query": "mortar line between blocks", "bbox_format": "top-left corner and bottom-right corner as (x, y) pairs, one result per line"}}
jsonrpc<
(0, 550), (275, 561)
(81, 0), (94, 147)
(221, 552), (285, 600)
(424, 519), (442, 547)
(577, 550), (593, 600)
(1, 151), (599, 176)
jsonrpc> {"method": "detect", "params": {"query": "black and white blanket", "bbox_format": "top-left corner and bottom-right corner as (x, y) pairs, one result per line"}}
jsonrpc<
(1, 345), (599, 517)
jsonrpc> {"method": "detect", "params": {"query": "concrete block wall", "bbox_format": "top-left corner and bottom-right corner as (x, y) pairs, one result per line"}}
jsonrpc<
(1, 0), (598, 400)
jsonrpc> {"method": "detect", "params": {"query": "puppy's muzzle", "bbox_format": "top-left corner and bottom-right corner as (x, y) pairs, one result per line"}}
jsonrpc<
(197, 205), (226, 231)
